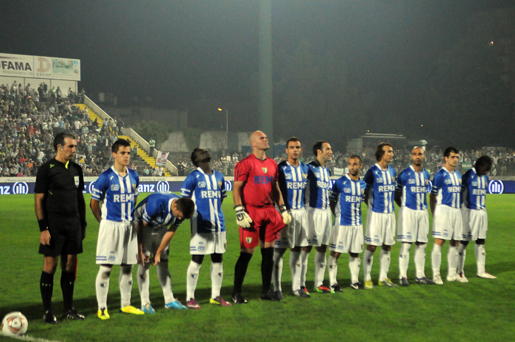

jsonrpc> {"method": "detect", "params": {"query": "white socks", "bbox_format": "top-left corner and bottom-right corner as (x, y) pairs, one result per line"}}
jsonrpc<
(476, 244), (486, 275)
(379, 250), (391, 281)
(210, 262), (223, 299)
(458, 243), (467, 275)
(157, 262), (175, 304)
(290, 251), (301, 291)
(314, 251), (327, 288)
(137, 264), (151, 306)
(431, 244), (442, 276)
(349, 256), (360, 284)
(186, 261), (201, 300)
(447, 245), (459, 278)
(300, 250), (310, 288)
(414, 244), (427, 278)
(398, 243), (411, 279)
(363, 249), (374, 282)
(328, 254), (338, 287)
(119, 265), (133, 308)
(95, 265), (112, 309)
(273, 249), (286, 292)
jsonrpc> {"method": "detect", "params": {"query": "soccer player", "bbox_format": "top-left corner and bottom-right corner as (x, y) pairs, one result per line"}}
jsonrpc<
(458, 156), (497, 280)
(303, 140), (334, 293)
(91, 139), (142, 320)
(395, 148), (435, 286)
(231, 130), (291, 304)
(133, 193), (195, 312)
(181, 148), (232, 309)
(273, 138), (311, 298)
(35, 132), (87, 323)
(430, 147), (464, 285)
(328, 155), (367, 291)
(363, 143), (398, 289)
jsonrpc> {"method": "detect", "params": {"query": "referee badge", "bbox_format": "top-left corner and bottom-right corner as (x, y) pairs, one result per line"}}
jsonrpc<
(74, 176), (80, 188)
(262, 167), (268, 173)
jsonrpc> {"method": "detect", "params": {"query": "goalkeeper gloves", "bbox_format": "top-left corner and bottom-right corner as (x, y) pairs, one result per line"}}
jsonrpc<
(235, 205), (253, 228)
(280, 205), (292, 225)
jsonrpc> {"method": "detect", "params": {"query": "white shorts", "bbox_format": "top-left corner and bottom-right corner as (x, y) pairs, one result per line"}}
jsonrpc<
(329, 224), (364, 254)
(274, 208), (309, 249)
(190, 231), (227, 255)
(365, 211), (396, 246)
(140, 224), (169, 261)
(432, 205), (463, 241)
(397, 207), (429, 243)
(307, 208), (333, 247)
(96, 220), (137, 265)
(461, 208), (488, 241)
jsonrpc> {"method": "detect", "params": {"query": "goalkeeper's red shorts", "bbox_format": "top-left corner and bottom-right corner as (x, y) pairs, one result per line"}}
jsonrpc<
(239, 205), (285, 249)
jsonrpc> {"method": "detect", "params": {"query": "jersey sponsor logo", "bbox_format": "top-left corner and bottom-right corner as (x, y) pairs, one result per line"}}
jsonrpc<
(409, 179), (416, 184)
(285, 174), (292, 180)
(286, 182), (305, 189)
(12, 182), (29, 195)
(254, 175), (274, 184)
(113, 193), (135, 203)
(472, 181), (478, 186)
(200, 190), (221, 199)
(345, 195), (362, 203)
(445, 179), (452, 185)
(198, 181), (207, 188)
(377, 177), (383, 183)
(410, 186), (427, 193)
(378, 185), (396, 192)
(344, 188), (351, 193)
(262, 167), (268, 173)
(156, 181), (170, 193)
(111, 184), (120, 191)
(447, 186), (461, 193)
(472, 189), (486, 195)
(316, 181), (330, 189)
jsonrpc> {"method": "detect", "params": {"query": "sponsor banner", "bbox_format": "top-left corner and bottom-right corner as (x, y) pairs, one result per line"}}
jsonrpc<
(0, 53), (34, 77)
(0, 179), (234, 195)
(333, 167), (345, 176)
(34, 55), (80, 81)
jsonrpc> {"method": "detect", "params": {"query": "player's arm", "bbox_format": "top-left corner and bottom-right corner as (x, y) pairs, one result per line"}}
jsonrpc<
(35, 193), (50, 245)
(153, 225), (179, 266)
(77, 167), (87, 239)
(330, 199), (336, 216)
(232, 181), (245, 206)
(90, 199), (102, 223)
(429, 194), (436, 216)
(273, 180), (291, 224)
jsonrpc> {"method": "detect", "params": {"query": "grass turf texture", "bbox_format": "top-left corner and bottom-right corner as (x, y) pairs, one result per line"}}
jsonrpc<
(0, 194), (514, 342)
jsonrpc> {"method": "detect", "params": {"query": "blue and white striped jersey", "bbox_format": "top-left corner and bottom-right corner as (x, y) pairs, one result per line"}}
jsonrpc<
(306, 160), (332, 210)
(134, 193), (184, 227)
(181, 168), (226, 233)
(396, 166), (431, 210)
(462, 168), (488, 210)
(278, 161), (309, 210)
(364, 163), (397, 214)
(330, 174), (366, 226)
(91, 167), (139, 222)
(431, 167), (462, 209)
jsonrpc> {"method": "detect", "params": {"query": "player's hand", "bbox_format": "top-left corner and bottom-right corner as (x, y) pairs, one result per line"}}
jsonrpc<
(235, 205), (252, 228)
(137, 251), (146, 266)
(40, 230), (51, 245)
(81, 226), (86, 240)
(153, 253), (161, 266)
(280, 205), (292, 225)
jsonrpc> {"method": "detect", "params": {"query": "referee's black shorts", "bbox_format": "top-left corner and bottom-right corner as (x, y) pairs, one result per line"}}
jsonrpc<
(39, 215), (83, 257)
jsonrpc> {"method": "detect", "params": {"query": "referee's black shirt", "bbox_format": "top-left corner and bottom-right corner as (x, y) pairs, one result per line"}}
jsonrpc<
(35, 158), (86, 225)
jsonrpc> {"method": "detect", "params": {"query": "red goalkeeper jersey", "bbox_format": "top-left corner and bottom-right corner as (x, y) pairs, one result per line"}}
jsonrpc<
(234, 154), (279, 208)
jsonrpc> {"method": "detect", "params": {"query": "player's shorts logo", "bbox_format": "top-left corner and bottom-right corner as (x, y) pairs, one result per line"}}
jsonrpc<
(12, 182), (29, 195)
(156, 181), (170, 193)
(488, 180), (504, 194)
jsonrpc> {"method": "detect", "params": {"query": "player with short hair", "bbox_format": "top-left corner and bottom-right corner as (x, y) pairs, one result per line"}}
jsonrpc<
(273, 137), (311, 299)
(133, 193), (195, 313)
(458, 156), (496, 280)
(231, 130), (291, 304)
(395, 148), (435, 286)
(328, 155), (367, 291)
(181, 148), (231, 309)
(303, 140), (334, 293)
(91, 139), (142, 319)
(35, 132), (87, 323)
(430, 147), (464, 285)
(363, 142), (398, 289)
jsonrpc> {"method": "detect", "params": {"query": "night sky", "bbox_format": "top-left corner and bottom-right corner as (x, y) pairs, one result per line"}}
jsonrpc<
(2, 0), (514, 145)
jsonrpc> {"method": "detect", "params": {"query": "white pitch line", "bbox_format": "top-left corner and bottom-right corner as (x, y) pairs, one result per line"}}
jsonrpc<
(0, 332), (62, 342)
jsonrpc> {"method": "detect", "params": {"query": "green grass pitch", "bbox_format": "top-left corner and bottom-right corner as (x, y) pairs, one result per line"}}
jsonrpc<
(0, 194), (514, 342)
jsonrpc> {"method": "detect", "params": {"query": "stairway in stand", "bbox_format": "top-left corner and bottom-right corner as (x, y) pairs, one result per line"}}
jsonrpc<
(118, 135), (172, 177)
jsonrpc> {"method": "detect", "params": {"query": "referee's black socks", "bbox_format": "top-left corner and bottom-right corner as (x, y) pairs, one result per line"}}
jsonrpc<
(233, 252), (253, 294)
(261, 247), (274, 293)
(61, 271), (75, 311)
(40, 271), (54, 311)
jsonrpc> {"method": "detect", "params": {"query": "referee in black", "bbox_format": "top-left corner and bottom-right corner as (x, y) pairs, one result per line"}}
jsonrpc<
(35, 132), (87, 323)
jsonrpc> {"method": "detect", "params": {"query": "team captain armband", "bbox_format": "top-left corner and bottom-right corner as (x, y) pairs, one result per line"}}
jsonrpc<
(38, 219), (49, 232)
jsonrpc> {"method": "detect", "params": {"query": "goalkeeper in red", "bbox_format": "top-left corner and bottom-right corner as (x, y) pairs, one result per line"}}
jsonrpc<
(232, 130), (291, 304)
